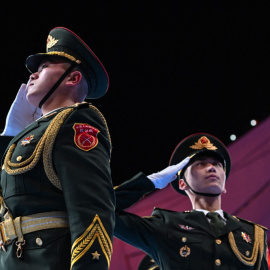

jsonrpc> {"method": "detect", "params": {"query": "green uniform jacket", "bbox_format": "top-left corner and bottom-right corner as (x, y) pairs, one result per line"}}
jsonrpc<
(0, 103), (115, 270)
(115, 173), (268, 270)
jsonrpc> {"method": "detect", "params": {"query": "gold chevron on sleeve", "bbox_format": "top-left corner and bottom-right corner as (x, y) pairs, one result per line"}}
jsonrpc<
(70, 214), (112, 269)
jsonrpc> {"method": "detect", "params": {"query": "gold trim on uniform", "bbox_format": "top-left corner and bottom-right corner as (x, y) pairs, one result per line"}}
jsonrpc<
(3, 104), (112, 191)
(70, 214), (112, 269)
(228, 225), (265, 270)
(4, 108), (74, 190)
(45, 52), (81, 64)
(89, 105), (112, 155)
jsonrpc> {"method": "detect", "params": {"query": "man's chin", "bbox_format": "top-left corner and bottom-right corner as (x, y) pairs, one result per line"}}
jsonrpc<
(26, 94), (40, 108)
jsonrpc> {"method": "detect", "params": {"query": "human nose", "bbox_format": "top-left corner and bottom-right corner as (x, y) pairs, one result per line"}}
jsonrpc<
(29, 72), (38, 81)
(207, 163), (216, 172)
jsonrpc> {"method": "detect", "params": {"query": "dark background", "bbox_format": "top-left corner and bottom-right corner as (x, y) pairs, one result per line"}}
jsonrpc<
(1, 1), (269, 185)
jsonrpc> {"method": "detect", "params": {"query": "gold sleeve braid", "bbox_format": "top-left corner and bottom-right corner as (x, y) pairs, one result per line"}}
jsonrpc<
(70, 214), (112, 269)
(228, 225), (265, 270)
(3, 104), (112, 191)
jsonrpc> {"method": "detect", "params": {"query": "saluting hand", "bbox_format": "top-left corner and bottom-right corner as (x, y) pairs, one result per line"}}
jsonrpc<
(147, 157), (190, 189)
(1, 83), (42, 136)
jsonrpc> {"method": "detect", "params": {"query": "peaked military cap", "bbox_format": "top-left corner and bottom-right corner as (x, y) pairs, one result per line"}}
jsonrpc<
(25, 27), (109, 99)
(169, 133), (231, 195)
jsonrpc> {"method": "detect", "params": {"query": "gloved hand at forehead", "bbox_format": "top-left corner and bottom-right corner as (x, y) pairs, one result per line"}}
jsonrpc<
(1, 83), (42, 137)
(147, 156), (190, 189)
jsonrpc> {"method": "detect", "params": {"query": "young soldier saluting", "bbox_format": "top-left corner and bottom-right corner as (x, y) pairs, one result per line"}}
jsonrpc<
(0, 27), (114, 270)
(114, 133), (268, 270)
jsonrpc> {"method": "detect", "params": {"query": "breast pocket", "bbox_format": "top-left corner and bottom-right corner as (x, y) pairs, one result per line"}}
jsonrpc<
(167, 229), (203, 270)
(1, 165), (42, 199)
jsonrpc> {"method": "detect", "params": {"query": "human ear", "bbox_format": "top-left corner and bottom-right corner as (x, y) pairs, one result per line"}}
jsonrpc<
(66, 71), (82, 86)
(179, 179), (188, 191)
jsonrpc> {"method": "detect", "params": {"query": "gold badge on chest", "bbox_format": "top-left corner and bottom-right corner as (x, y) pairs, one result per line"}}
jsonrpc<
(179, 245), (191, 257)
(241, 232), (252, 243)
(21, 135), (34, 146)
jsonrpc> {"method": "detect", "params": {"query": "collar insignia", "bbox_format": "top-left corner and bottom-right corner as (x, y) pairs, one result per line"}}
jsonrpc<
(21, 135), (34, 146)
(190, 136), (217, 150)
(47, 35), (59, 50)
(241, 232), (252, 243)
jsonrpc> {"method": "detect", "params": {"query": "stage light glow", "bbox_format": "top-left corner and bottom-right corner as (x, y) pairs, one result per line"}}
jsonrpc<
(250, 119), (257, 126)
(230, 134), (236, 141)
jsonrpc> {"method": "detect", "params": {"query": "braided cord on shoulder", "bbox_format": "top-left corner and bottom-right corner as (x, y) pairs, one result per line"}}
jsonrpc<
(228, 225), (265, 269)
(43, 108), (75, 190)
(3, 108), (75, 191)
(89, 104), (112, 154)
(4, 104), (111, 190)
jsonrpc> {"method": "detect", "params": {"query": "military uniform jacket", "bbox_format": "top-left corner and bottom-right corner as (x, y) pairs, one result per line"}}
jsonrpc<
(0, 103), (115, 270)
(115, 173), (268, 270)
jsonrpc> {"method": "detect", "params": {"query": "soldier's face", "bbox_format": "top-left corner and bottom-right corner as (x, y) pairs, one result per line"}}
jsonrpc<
(182, 156), (226, 195)
(26, 59), (70, 107)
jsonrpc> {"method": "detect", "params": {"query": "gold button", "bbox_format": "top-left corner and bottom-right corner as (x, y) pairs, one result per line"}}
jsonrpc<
(36, 238), (43, 246)
(16, 156), (22, 162)
(246, 250), (250, 256)
(182, 237), (187, 242)
(215, 259), (221, 266)
(216, 239), (222, 244)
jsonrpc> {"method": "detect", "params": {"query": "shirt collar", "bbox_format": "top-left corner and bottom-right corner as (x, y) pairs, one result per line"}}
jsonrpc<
(195, 209), (226, 220)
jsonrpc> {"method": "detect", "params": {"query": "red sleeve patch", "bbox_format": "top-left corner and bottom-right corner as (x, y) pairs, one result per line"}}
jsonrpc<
(73, 123), (100, 151)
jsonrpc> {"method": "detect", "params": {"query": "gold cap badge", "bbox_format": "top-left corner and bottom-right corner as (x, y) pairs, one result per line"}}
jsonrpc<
(190, 136), (217, 150)
(47, 35), (59, 50)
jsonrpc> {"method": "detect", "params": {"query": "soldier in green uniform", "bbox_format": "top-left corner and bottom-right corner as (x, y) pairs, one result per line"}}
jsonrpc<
(0, 27), (115, 269)
(114, 133), (268, 269)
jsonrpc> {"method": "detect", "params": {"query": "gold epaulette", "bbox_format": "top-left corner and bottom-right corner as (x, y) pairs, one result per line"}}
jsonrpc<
(232, 216), (268, 230)
(228, 222), (265, 270)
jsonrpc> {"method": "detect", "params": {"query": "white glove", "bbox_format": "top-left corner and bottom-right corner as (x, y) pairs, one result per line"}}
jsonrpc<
(147, 156), (190, 189)
(1, 83), (42, 136)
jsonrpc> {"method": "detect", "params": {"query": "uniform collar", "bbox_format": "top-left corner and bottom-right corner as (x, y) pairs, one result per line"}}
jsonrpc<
(38, 107), (65, 120)
(195, 209), (226, 221)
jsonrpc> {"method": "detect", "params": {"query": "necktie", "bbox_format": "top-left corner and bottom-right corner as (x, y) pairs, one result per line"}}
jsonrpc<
(206, 212), (224, 235)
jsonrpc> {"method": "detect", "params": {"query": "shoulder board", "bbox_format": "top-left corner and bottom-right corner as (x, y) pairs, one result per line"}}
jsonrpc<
(70, 102), (90, 109)
(153, 207), (173, 212)
(142, 215), (156, 219)
(153, 207), (192, 213)
(153, 207), (190, 215)
(233, 216), (268, 231)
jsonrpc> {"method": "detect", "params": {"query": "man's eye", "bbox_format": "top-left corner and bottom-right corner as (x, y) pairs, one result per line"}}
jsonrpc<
(196, 162), (204, 166)
(38, 64), (47, 72)
(213, 162), (223, 167)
